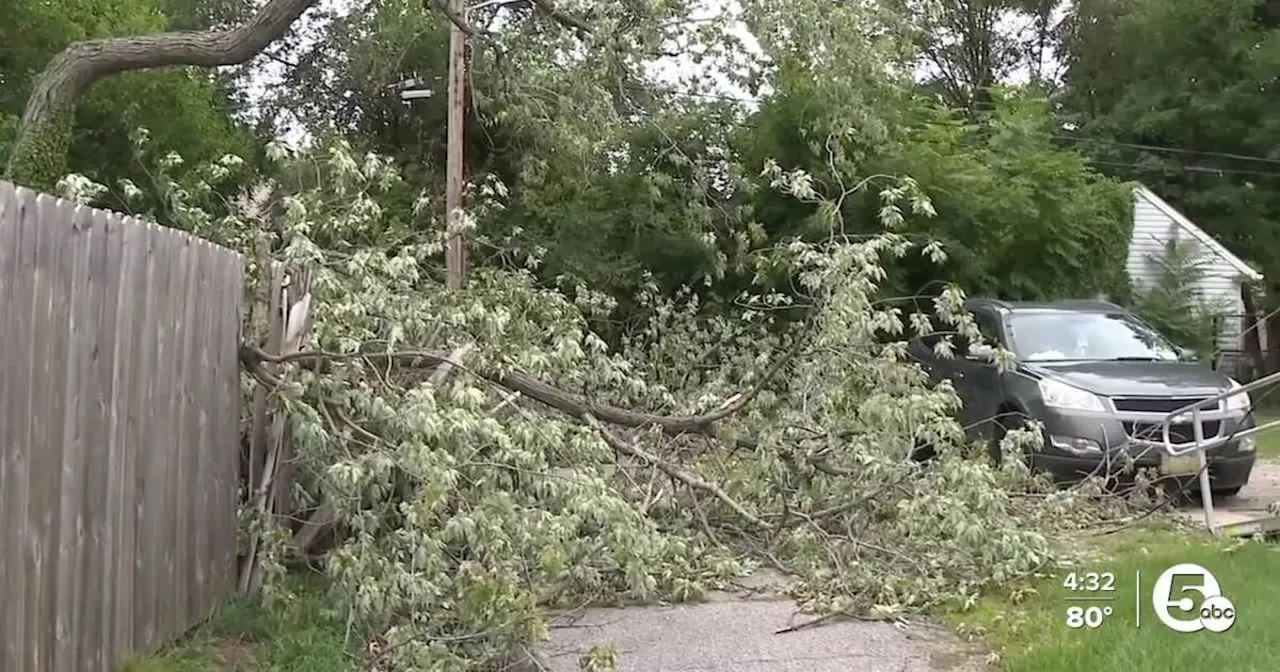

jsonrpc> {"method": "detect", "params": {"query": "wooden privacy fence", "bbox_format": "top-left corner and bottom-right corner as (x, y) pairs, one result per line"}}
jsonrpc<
(0, 181), (243, 672)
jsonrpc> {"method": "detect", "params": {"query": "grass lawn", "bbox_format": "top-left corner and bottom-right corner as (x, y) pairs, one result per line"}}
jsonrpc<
(121, 578), (351, 672)
(946, 525), (1280, 671)
(1252, 412), (1280, 459)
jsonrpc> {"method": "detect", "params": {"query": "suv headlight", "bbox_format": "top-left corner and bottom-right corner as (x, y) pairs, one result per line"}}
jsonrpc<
(1038, 378), (1107, 412)
(1225, 378), (1251, 412)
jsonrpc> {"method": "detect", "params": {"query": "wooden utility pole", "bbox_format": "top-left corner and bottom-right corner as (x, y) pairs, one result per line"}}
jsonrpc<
(445, 0), (468, 289)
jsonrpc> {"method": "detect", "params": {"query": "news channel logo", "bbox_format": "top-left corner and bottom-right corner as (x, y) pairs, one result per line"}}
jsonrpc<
(1151, 563), (1236, 633)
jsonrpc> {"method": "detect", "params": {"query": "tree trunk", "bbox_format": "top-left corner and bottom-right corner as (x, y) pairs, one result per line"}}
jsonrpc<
(5, 0), (320, 188)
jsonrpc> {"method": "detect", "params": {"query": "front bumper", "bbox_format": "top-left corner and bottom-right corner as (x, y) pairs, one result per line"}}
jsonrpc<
(1025, 407), (1257, 489)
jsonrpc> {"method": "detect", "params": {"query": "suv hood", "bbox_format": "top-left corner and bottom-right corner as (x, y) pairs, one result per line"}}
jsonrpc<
(1023, 360), (1233, 397)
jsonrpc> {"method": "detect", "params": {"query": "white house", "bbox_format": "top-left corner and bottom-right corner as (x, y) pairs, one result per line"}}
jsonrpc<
(1126, 184), (1265, 366)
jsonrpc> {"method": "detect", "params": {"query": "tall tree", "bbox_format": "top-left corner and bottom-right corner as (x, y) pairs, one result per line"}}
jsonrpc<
(1057, 0), (1280, 286)
(893, 0), (1068, 110)
(3, 0), (317, 189)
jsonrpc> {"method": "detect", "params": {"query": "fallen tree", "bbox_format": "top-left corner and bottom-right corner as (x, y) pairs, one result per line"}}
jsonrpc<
(57, 138), (1148, 672)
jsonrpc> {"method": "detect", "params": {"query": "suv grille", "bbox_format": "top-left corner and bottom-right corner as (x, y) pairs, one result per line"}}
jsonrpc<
(1123, 420), (1222, 444)
(1111, 396), (1221, 414)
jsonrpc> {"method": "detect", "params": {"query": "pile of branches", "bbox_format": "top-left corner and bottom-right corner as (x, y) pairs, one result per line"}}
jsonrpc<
(60, 140), (1144, 672)
(230, 236), (1140, 671)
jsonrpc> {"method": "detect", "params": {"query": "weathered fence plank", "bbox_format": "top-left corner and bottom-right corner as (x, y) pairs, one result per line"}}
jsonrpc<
(87, 207), (121, 671)
(213, 250), (241, 601)
(0, 181), (244, 671)
(0, 180), (21, 668)
(32, 193), (67, 672)
(53, 201), (92, 672)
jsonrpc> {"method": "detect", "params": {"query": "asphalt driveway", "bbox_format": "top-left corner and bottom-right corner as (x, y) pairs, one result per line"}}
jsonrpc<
(531, 574), (989, 672)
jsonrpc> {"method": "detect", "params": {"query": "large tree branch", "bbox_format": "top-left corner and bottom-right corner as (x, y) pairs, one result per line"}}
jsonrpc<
(9, 0), (319, 179)
(238, 339), (795, 438)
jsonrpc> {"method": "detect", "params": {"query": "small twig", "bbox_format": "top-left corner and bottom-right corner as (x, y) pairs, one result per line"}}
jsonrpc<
(688, 483), (720, 545)
(775, 608), (899, 636)
(774, 612), (840, 635)
(370, 627), (494, 666)
(1087, 494), (1177, 537)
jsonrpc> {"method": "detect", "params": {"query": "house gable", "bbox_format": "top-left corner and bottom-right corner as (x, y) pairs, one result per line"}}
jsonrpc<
(1127, 184), (1264, 356)
(1132, 185), (1262, 283)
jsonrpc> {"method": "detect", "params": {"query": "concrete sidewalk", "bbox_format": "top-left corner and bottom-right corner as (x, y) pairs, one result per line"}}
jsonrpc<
(533, 582), (989, 672)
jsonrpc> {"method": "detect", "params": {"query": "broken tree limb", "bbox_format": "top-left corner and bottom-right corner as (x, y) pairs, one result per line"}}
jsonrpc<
(239, 424), (284, 594)
(498, 336), (799, 435)
(426, 0), (486, 38)
(583, 414), (768, 530)
(247, 260), (285, 526)
(267, 269), (314, 534)
(429, 343), (474, 386)
(239, 341), (795, 439)
(287, 343), (469, 559)
(292, 499), (336, 554)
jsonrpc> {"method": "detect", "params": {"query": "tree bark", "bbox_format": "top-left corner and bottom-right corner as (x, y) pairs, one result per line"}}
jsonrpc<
(7, 0), (320, 182)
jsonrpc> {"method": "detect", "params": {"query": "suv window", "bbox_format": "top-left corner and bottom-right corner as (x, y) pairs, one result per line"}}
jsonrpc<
(919, 310), (1000, 356)
(972, 311), (1002, 347)
(1006, 310), (1180, 362)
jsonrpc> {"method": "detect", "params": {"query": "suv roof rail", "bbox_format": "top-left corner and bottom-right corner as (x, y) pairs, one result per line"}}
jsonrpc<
(1047, 299), (1126, 312)
(962, 297), (1127, 313)
(963, 297), (1012, 310)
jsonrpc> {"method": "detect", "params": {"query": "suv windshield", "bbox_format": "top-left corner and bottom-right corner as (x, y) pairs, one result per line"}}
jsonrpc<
(1006, 311), (1181, 362)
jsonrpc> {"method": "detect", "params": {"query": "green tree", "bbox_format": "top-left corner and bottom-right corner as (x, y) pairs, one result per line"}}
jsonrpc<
(890, 0), (1069, 110)
(258, 0), (752, 317)
(0, 0), (262, 195)
(1057, 0), (1280, 292)
(739, 84), (1133, 302)
(1131, 232), (1227, 359)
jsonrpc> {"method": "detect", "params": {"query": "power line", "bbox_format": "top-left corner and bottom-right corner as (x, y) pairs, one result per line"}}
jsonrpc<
(1086, 159), (1280, 180)
(655, 89), (1280, 169)
(1054, 135), (1280, 166)
(642, 92), (1280, 179)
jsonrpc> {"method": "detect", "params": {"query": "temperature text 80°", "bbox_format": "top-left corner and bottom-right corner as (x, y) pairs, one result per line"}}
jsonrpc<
(1065, 605), (1113, 629)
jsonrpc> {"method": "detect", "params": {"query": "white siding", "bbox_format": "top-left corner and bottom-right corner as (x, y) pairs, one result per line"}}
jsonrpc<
(1126, 191), (1247, 352)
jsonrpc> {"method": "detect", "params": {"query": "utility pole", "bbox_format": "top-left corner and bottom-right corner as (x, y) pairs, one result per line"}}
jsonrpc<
(445, 0), (468, 289)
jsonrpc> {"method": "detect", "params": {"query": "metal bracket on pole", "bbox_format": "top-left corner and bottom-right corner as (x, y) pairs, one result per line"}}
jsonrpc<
(1191, 407), (1216, 535)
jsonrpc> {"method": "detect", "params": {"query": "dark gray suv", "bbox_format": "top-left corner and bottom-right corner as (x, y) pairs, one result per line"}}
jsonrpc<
(908, 298), (1257, 497)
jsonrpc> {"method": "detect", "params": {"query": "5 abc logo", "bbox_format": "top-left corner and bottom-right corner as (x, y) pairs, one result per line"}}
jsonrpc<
(1151, 563), (1237, 633)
